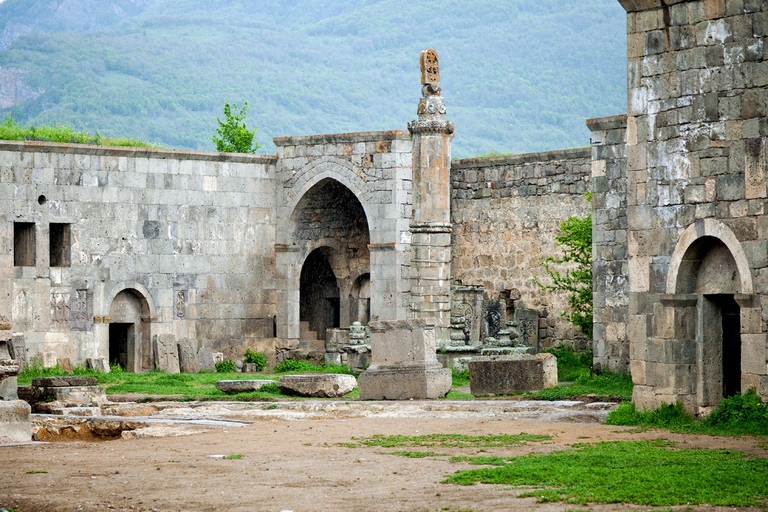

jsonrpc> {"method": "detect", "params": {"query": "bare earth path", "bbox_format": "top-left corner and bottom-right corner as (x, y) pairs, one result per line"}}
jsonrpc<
(1, 399), (766, 512)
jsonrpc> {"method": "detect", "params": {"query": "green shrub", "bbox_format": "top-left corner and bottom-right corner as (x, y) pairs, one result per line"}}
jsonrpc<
(243, 349), (267, 371)
(704, 388), (768, 427)
(215, 359), (237, 373)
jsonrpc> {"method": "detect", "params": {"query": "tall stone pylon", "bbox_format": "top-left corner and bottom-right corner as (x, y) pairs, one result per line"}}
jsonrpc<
(407, 49), (454, 347)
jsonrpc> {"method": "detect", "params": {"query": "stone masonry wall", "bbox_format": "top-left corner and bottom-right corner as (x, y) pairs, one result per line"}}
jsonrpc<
(1, 141), (277, 365)
(619, 0), (768, 410)
(450, 148), (591, 349)
(588, 115), (630, 372)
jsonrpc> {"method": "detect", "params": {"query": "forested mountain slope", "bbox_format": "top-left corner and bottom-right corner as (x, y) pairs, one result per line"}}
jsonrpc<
(0, 0), (627, 156)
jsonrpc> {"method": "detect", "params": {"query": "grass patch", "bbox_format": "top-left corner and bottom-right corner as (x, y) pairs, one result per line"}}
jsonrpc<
(546, 344), (592, 382)
(26, 470), (47, 474)
(605, 389), (768, 436)
(0, 115), (159, 148)
(385, 451), (449, 458)
(444, 440), (768, 506)
(527, 371), (633, 401)
(451, 369), (470, 388)
(350, 433), (551, 449)
(272, 359), (355, 375)
(222, 454), (243, 460)
(470, 151), (517, 159)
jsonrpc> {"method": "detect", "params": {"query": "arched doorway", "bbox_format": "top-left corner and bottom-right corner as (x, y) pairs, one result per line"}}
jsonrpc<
(109, 289), (151, 372)
(300, 248), (340, 341)
(663, 218), (758, 412)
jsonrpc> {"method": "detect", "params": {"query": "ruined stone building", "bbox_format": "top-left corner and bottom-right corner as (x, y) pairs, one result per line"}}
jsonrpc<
(1, 0), (766, 413)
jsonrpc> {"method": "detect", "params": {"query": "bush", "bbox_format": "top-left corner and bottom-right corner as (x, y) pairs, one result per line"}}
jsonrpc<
(243, 349), (267, 371)
(704, 388), (768, 427)
(215, 359), (237, 373)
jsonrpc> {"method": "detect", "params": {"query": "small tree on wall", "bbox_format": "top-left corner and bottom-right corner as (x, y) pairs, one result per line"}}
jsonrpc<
(535, 194), (593, 339)
(212, 102), (261, 153)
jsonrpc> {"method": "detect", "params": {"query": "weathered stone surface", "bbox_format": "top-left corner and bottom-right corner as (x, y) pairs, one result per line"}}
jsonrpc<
(59, 358), (73, 374)
(242, 362), (257, 373)
(9, 334), (26, 368)
(177, 338), (199, 373)
(85, 357), (110, 373)
(214, 380), (273, 394)
(0, 400), (31, 442)
(277, 374), (357, 398)
(198, 347), (216, 372)
(32, 376), (97, 387)
(21, 385), (106, 405)
(359, 318), (452, 400)
(468, 353), (557, 396)
(153, 334), (179, 373)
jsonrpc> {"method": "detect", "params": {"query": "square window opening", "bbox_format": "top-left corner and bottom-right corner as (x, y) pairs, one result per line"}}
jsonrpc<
(13, 222), (35, 267)
(50, 223), (71, 267)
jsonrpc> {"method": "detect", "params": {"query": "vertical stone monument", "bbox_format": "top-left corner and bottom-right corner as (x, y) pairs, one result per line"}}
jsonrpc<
(407, 49), (454, 346)
(0, 327), (31, 442)
(358, 318), (451, 400)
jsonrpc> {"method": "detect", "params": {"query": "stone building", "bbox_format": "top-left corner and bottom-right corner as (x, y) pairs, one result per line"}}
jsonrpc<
(4, 0), (765, 414)
(0, 48), (589, 373)
(591, 0), (768, 413)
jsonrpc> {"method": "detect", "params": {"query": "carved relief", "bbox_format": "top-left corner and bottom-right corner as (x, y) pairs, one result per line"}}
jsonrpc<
(175, 290), (187, 319)
(420, 49), (440, 91)
(51, 290), (70, 329)
(70, 288), (93, 331)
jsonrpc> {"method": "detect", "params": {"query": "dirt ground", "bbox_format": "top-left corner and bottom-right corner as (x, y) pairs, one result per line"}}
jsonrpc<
(1, 398), (767, 512)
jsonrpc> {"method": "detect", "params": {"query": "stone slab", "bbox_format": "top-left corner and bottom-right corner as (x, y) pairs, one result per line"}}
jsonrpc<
(32, 376), (98, 387)
(214, 380), (273, 394)
(468, 353), (557, 396)
(0, 376), (18, 400)
(358, 367), (452, 400)
(177, 338), (199, 373)
(0, 400), (31, 442)
(86, 357), (111, 373)
(198, 347), (216, 372)
(153, 334), (180, 373)
(278, 374), (357, 398)
(20, 385), (106, 404)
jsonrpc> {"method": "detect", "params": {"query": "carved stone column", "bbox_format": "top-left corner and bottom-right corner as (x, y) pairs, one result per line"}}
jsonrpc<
(407, 49), (454, 347)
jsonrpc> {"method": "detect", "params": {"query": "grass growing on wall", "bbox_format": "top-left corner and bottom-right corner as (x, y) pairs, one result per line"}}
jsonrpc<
(0, 115), (160, 148)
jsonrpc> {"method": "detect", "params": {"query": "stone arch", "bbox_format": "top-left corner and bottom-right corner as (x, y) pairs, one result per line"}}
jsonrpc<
(277, 159), (372, 244)
(106, 285), (154, 373)
(666, 218), (753, 295)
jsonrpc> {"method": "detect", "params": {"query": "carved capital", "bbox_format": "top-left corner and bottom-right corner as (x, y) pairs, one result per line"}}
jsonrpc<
(407, 119), (455, 135)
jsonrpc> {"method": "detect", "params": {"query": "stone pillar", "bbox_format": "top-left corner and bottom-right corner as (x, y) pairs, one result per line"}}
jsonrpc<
(407, 49), (454, 347)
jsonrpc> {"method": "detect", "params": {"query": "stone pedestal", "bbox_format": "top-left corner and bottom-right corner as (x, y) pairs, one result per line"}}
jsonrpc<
(468, 353), (557, 396)
(358, 318), (451, 400)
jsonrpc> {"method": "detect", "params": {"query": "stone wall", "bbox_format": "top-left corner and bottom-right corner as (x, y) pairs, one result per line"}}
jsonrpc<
(618, 0), (768, 411)
(1, 141), (277, 366)
(450, 148), (591, 349)
(588, 115), (629, 372)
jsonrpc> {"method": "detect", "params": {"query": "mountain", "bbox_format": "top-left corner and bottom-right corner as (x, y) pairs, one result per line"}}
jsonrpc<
(0, 0), (627, 157)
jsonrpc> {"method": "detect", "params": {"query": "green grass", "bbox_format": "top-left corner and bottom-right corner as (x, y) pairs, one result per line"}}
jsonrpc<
(272, 359), (355, 375)
(546, 345), (593, 382)
(605, 389), (768, 436)
(451, 369), (470, 388)
(527, 371), (633, 401)
(0, 115), (159, 148)
(222, 454), (243, 460)
(444, 440), (768, 507)
(385, 451), (449, 458)
(348, 433), (551, 449)
(470, 151), (517, 158)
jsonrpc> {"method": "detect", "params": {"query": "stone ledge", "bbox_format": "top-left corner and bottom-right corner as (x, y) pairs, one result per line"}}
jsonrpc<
(586, 114), (628, 132)
(274, 130), (410, 146)
(0, 140), (277, 164)
(451, 147), (591, 169)
(617, 0), (688, 12)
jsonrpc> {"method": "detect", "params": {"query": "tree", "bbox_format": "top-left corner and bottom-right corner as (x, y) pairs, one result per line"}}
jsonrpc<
(212, 102), (261, 153)
(535, 194), (592, 339)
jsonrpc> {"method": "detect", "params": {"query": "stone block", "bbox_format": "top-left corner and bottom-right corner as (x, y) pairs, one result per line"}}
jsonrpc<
(86, 357), (110, 373)
(32, 376), (97, 387)
(0, 400), (31, 442)
(0, 376), (18, 400)
(358, 367), (451, 400)
(177, 338), (199, 373)
(278, 374), (357, 398)
(468, 353), (557, 396)
(198, 347), (216, 372)
(9, 334), (26, 368)
(153, 334), (179, 373)
(742, 334), (767, 375)
(214, 380), (273, 394)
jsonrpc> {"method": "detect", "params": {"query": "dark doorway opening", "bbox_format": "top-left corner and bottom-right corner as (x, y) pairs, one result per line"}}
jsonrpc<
(109, 323), (132, 369)
(717, 295), (741, 398)
(300, 249), (340, 341)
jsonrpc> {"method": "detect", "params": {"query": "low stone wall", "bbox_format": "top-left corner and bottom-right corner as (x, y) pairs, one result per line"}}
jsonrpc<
(450, 148), (591, 349)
